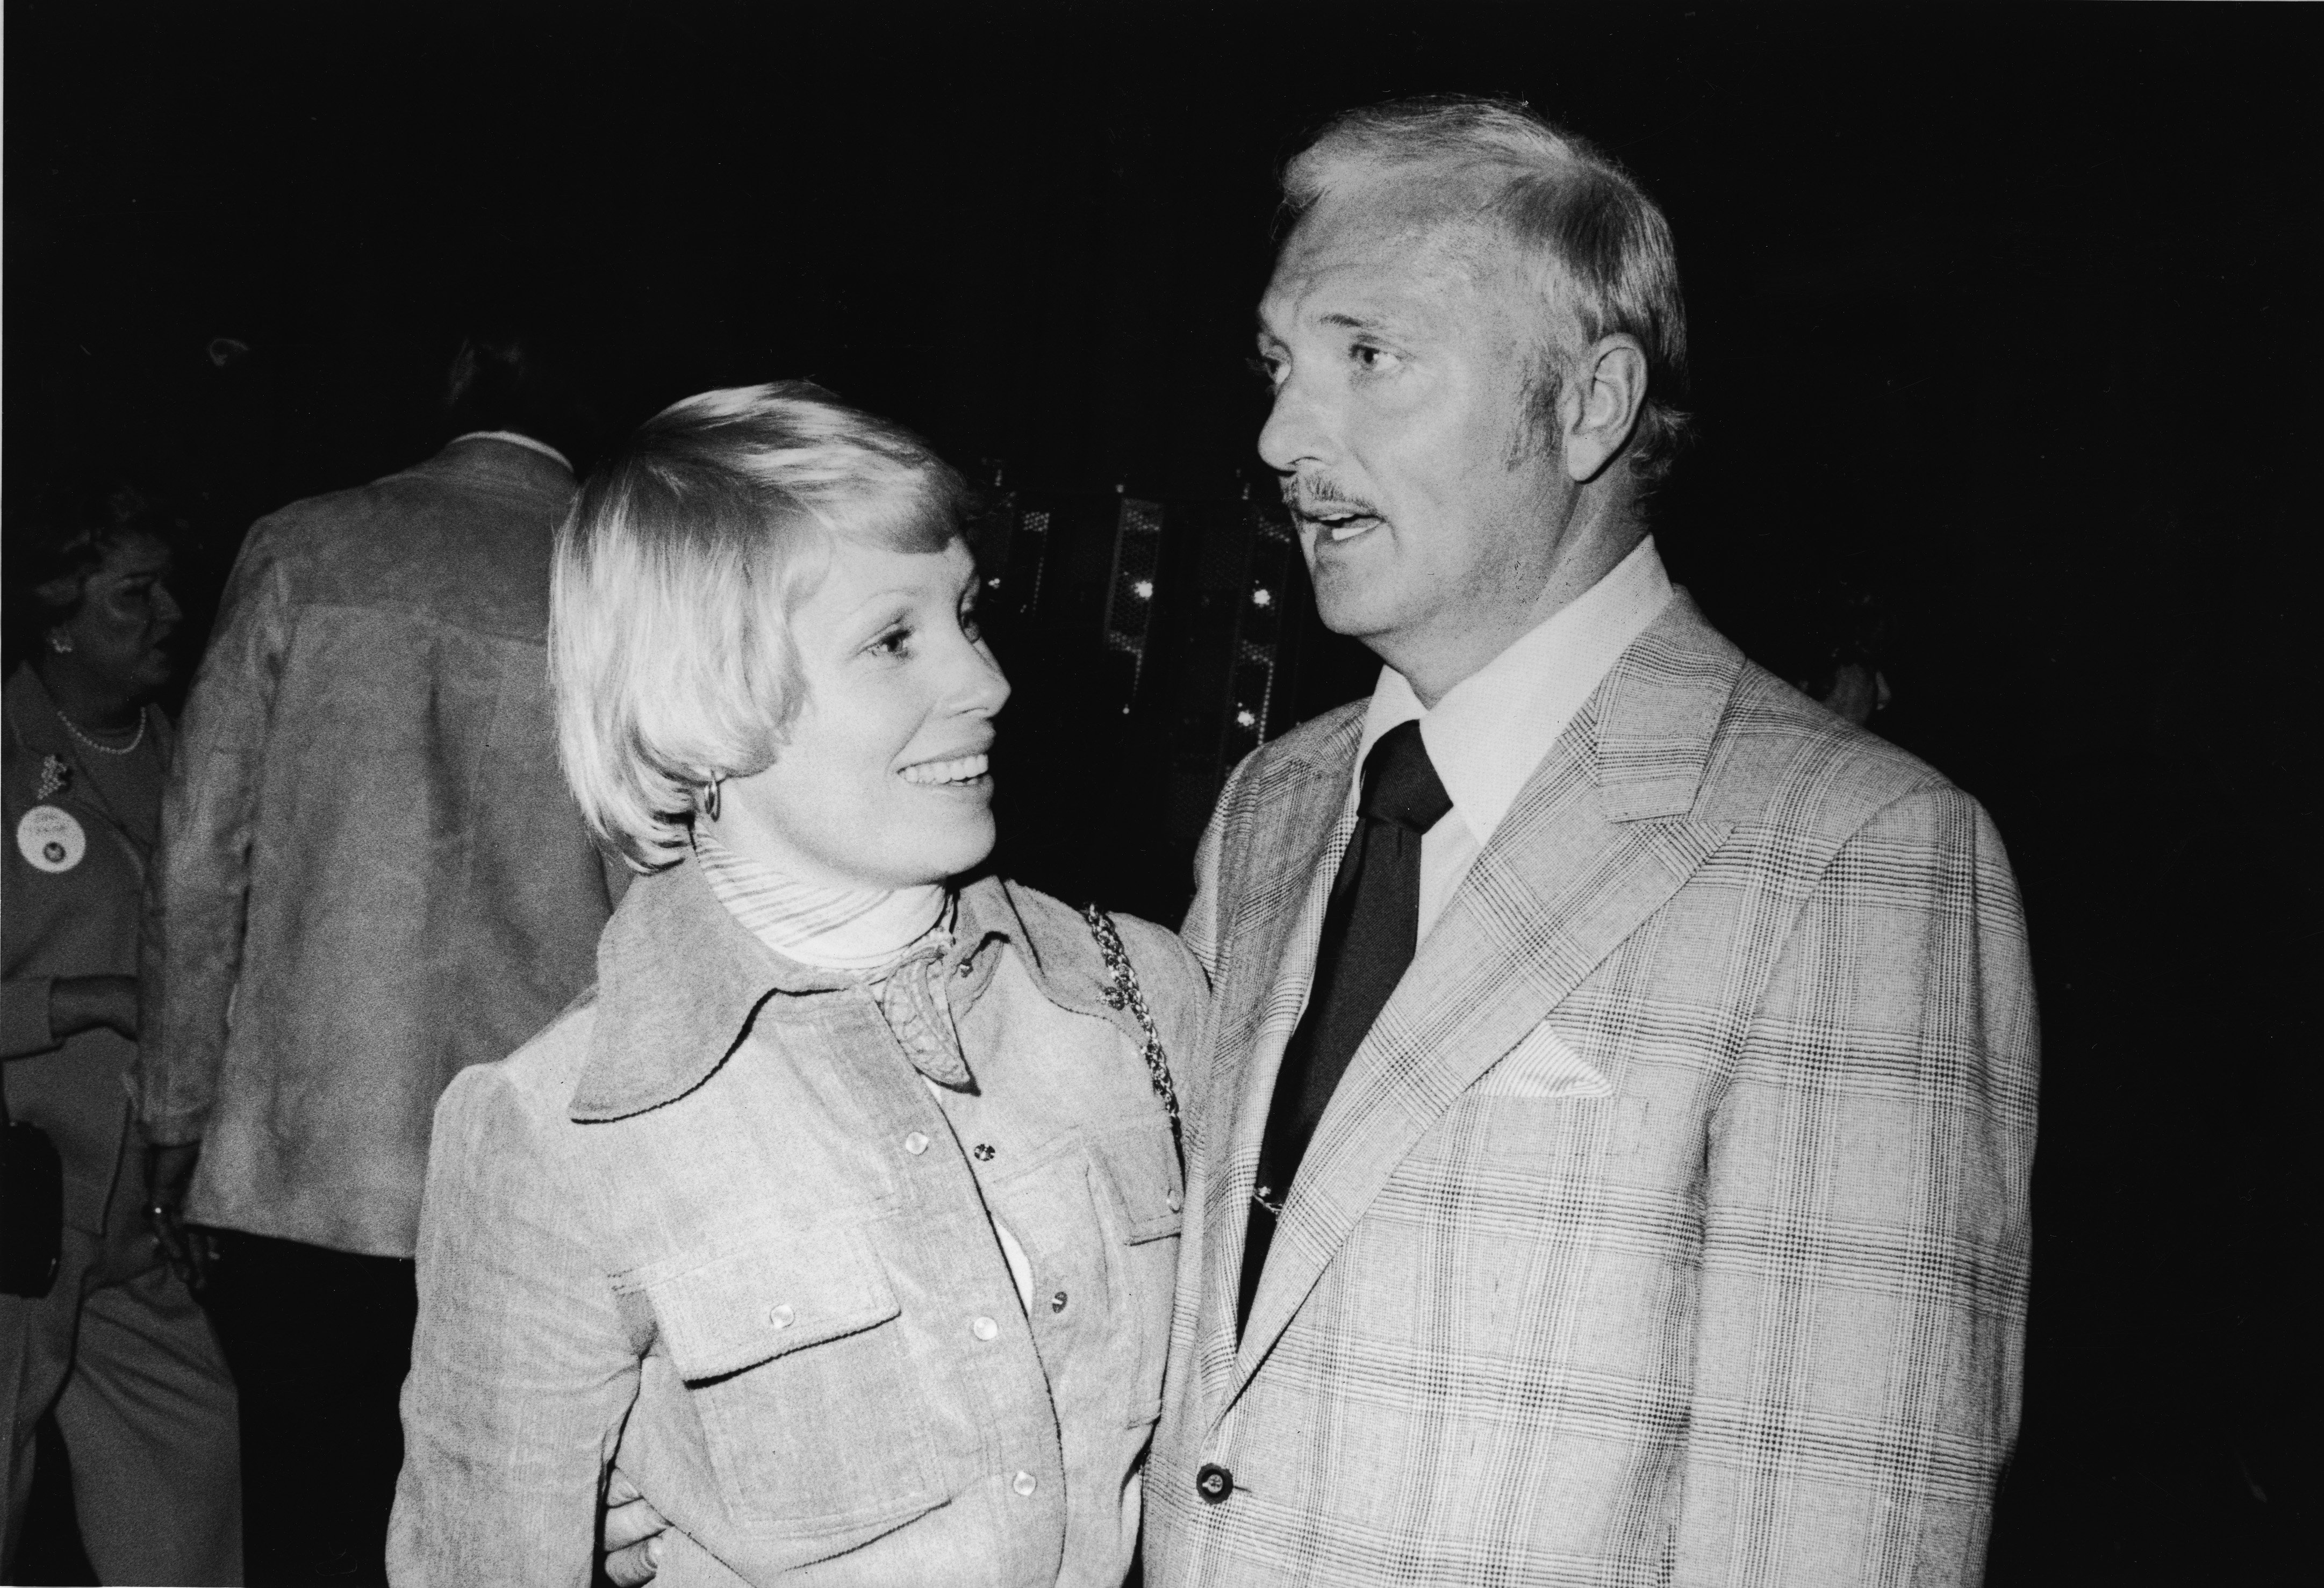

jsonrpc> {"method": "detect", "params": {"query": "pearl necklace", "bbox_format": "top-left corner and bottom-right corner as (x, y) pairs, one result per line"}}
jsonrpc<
(56, 708), (147, 757)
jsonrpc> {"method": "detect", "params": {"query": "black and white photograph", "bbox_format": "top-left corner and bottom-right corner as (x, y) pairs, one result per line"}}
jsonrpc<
(2, 3), (2311, 1584)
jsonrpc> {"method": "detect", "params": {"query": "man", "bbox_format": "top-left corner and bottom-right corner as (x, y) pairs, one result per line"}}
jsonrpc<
(1143, 98), (2037, 1587)
(139, 325), (619, 1584)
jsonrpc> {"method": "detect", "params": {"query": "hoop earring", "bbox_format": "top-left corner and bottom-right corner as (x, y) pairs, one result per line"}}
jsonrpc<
(700, 779), (722, 821)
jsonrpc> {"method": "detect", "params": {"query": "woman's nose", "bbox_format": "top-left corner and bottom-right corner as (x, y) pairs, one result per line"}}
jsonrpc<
(958, 633), (1012, 718)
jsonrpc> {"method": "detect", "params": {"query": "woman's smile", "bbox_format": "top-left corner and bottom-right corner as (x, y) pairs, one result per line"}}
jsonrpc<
(709, 537), (1009, 890)
(897, 747), (992, 788)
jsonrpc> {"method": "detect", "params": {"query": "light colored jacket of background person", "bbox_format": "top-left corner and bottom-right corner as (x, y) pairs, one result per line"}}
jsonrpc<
(2, 665), (175, 1235)
(1145, 593), (2039, 1588)
(136, 435), (619, 1258)
(389, 858), (1206, 1588)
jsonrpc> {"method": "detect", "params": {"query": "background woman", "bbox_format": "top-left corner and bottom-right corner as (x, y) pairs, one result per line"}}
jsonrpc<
(390, 384), (1203, 1586)
(1, 491), (242, 1584)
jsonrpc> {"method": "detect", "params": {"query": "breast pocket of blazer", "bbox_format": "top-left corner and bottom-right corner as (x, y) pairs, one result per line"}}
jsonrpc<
(1467, 1022), (1615, 1101)
(643, 1227), (943, 1541)
(1427, 1022), (1618, 1169)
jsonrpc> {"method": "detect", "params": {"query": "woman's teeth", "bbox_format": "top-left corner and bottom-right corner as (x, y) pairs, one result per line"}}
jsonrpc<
(899, 752), (989, 786)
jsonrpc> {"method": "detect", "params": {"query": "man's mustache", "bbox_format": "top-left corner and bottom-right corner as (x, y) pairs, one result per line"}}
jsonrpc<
(1279, 475), (1385, 521)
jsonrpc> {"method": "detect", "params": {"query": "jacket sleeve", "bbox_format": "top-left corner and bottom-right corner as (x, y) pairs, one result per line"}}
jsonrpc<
(135, 527), (292, 1143)
(1674, 785), (2039, 1587)
(2, 976), (56, 1060)
(389, 1064), (637, 1588)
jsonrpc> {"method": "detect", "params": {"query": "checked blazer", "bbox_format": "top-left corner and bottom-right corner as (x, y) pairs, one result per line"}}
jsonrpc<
(1144, 593), (2038, 1588)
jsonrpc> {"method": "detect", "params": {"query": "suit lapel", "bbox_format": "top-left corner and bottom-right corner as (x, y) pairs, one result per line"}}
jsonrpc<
(1226, 594), (1745, 1403)
(1190, 710), (1362, 1415)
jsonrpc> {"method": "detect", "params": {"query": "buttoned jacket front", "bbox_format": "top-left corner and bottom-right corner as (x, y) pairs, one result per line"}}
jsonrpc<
(1145, 594), (2039, 1588)
(390, 856), (1204, 1588)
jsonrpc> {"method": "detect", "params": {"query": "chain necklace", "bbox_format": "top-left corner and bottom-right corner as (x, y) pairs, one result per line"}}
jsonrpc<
(55, 706), (147, 757)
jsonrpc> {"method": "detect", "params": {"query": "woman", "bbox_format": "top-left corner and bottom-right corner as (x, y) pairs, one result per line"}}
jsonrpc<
(2, 494), (241, 1584)
(390, 384), (1205, 1587)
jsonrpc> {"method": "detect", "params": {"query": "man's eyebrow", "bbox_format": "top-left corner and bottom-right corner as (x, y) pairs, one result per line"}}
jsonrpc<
(1254, 307), (1398, 342)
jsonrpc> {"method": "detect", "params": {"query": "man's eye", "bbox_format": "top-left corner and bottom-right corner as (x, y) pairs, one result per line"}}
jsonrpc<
(1246, 355), (1284, 389)
(1350, 343), (1390, 371)
(960, 607), (985, 644)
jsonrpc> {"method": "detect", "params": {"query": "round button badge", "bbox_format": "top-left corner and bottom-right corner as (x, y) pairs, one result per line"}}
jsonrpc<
(16, 804), (87, 874)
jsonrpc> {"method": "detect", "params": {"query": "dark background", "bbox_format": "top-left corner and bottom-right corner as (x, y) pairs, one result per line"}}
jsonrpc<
(6, 2), (2314, 1582)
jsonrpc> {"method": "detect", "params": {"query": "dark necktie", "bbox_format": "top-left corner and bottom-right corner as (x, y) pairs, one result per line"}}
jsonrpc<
(1238, 719), (1452, 1335)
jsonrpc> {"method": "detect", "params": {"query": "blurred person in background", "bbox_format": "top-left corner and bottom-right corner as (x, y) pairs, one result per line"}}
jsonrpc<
(138, 321), (619, 1584)
(3, 488), (241, 1584)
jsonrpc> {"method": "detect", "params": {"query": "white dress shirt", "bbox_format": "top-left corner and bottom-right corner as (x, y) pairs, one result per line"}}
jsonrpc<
(1354, 535), (1675, 940)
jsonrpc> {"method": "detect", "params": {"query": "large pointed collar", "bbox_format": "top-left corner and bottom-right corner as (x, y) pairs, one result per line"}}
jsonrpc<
(565, 860), (1125, 1123)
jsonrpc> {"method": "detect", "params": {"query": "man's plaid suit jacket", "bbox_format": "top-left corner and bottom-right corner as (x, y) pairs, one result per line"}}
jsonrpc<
(1145, 593), (2038, 1587)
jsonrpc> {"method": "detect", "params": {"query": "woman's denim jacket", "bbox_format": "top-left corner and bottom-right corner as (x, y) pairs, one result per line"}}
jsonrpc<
(389, 854), (1208, 1587)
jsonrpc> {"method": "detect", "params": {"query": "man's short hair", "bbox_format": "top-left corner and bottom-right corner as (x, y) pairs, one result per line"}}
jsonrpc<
(1282, 96), (1691, 480)
(550, 381), (970, 872)
(441, 304), (586, 457)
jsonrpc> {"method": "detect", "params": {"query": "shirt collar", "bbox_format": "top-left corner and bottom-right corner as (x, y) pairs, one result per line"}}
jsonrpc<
(1357, 535), (1674, 847)
(568, 861), (1132, 1123)
(448, 429), (573, 471)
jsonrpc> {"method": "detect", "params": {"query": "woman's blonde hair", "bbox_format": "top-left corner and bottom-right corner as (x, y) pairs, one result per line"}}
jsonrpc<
(551, 381), (969, 871)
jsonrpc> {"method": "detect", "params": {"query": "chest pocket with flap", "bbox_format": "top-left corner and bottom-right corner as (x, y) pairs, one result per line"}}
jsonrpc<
(1089, 1123), (1183, 1428)
(643, 1226), (942, 1538)
(1094, 1121), (1184, 1246)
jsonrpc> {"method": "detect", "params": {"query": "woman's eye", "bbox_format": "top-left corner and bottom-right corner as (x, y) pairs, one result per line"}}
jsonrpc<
(1246, 354), (1284, 390)
(1351, 343), (1391, 372)
(869, 627), (912, 658)
(960, 608), (984, 644)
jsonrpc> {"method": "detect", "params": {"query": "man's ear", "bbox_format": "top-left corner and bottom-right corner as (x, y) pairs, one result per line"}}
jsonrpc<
(1562, 335), (1648, 484)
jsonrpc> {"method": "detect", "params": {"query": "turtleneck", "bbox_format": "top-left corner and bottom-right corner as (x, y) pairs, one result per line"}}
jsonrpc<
(688, 825), (950, 971)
